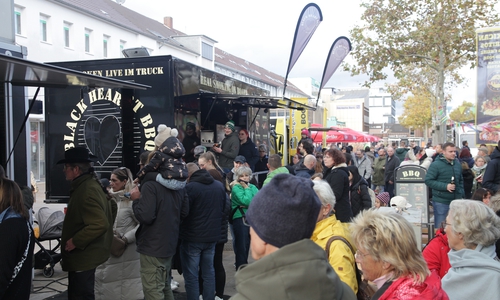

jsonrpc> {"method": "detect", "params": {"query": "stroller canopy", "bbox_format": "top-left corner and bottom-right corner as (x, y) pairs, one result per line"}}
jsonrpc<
(36, 207), (64, 240)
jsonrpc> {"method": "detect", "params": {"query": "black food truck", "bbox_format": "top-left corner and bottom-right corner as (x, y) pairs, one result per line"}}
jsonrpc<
(45, 55), (280, 201)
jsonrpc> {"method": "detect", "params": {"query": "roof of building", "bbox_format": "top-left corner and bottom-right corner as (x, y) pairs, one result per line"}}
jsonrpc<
(333, 89), (370, 100)
(54, 0), (307, 96)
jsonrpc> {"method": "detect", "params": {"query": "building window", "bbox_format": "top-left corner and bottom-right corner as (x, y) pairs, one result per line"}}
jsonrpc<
(40, 15), (48, 42)
(103, 35), (109, 57)
(201, 42), (213, 60)
(85, 29), (92, 53)
(63, 22), (71, 48)
(15, 11), (21, 35)
(120, 40), (126, 57)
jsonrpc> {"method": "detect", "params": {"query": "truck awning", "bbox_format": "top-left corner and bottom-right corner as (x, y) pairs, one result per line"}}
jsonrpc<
(185, 92), (315, 110)
(0, 53), (150, 89)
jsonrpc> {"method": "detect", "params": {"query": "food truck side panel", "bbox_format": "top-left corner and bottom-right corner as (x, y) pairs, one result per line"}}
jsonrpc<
(46, 56), (175, 199)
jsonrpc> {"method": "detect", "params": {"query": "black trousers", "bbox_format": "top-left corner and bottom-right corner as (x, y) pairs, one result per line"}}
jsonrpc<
(68, 268), (96, 300)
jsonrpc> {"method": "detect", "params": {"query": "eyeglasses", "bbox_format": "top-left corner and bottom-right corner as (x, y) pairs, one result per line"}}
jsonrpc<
(355, 250), (370, 261)
(63, 165), (74, 171)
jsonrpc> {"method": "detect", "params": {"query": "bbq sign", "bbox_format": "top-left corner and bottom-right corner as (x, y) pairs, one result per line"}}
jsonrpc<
(62, 88), (156, 165)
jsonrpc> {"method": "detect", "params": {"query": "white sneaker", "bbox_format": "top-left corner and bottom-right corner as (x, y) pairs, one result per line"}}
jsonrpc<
(215, 296), (223, 300)
(170, 282), (178, 291)
(172, 280), (180, 287)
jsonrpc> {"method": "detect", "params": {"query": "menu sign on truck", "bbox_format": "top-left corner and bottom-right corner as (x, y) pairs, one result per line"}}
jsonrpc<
(476, 28), (500, 145)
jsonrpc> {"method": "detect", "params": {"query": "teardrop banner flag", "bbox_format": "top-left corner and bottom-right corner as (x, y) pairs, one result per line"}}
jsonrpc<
(315, 36), (352, 107)
(283, 3), (323, 97)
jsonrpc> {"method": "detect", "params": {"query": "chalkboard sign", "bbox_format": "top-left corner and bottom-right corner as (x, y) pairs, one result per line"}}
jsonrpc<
(394, 165), (429, 225)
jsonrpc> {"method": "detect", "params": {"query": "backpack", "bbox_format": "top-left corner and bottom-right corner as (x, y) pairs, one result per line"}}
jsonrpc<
(326, 236), (376, 300)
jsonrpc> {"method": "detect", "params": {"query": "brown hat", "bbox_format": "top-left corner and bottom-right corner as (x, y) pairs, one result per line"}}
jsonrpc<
(56, 147), (98, 164)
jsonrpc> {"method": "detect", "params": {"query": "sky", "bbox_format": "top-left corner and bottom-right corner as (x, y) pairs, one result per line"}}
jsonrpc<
(122, 0), (478, 110)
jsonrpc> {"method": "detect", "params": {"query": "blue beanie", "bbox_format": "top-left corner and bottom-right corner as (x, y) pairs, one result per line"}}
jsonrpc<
(246, 173), (321, 248)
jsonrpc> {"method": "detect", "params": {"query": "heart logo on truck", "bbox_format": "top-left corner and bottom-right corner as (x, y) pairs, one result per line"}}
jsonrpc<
(83, 115), (122, 165)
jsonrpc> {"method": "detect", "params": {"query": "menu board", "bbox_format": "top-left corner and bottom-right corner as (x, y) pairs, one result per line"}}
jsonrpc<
(394, 165), (429, 224)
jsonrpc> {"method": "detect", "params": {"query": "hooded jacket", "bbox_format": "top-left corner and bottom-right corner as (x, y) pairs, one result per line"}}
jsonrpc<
(136, 136), (188, 182)
(238, 138), (259, 171)
(182, 169), (226, 243)
(231, 239), (357, 300)
(354, 155), (372, 180)
(442, 244), (500, 300)
(378, 272), (449, 300)
(323, 164), (353, 223)
(425, 154), (464, 204)
(311, 216), (357, 294)
(262, 166), (289, 186)
(422, 228), (451, 279)
(349, 178), (372, 217)
(95, 190), (142, 300)
(395, 147), (409, 163)
(132, 173), (189, 258)
(482, 146), (500, 193)
(217, 131), (240, 169)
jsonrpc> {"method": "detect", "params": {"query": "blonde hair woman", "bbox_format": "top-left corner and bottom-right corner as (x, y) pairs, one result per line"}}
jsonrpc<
(350, 210), (448, 299)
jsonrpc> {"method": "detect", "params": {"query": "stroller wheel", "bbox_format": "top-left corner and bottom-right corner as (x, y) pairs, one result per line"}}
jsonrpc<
(43, 266), (54, 278)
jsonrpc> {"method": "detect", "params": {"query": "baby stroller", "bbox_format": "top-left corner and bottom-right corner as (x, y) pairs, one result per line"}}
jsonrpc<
(34, 207), (64, 277)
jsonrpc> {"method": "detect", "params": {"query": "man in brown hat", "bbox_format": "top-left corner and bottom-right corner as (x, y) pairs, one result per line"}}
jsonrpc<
(58, 147), (116, 299)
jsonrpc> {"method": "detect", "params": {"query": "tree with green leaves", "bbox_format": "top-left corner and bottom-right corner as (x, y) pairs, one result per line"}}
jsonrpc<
(449, 101), (475, 122)
(346, 0), (499, 143)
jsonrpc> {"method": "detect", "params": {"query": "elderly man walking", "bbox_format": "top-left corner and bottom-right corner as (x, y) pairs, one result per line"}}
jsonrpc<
(354, 149), (372, 187)
(58, 147), (116, 299)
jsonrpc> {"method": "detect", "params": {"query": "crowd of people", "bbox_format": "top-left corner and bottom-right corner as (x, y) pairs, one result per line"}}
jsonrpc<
(2, 124), (500, 300)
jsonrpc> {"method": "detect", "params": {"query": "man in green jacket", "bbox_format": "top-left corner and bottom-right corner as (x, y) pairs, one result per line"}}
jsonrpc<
(231, 174), (356, 300)
(58, 147), (116, 299)
(372, 148), (387, 192)
(262, 154), (289, 186)
(212, 120), (240, 173)
(425, 142), (464, 228)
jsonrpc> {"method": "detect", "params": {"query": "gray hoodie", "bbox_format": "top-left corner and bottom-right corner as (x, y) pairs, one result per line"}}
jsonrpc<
(442, 244), (500, 300)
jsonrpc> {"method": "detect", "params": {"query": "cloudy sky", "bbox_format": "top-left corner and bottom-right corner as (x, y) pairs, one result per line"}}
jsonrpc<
(123, 0), (477, 110)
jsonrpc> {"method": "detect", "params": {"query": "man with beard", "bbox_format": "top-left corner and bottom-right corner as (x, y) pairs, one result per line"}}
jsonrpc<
(182, 122), (200, 163)
(212, 121), (240, 173)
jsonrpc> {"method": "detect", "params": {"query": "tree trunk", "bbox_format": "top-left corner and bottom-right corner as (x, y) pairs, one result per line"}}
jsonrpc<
(432, 49), (447, 144)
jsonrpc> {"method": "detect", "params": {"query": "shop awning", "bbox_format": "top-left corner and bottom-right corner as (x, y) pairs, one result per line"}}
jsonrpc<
(0, 53), (150, 89)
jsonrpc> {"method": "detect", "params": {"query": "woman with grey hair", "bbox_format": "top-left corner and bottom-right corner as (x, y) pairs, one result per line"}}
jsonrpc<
(442, 200), (500, 299)
(230, 166), (258, 269)
(350, 210), (448, 299)
(311, 180), (358, 294)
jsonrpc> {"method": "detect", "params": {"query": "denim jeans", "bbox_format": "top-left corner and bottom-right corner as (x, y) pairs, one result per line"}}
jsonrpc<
(180, 241), (216, 300)
(232, 217), (250, 269)
(433, 200), (450, 228)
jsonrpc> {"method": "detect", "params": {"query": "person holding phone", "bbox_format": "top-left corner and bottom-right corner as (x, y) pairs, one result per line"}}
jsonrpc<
(230, 166), (258, 269)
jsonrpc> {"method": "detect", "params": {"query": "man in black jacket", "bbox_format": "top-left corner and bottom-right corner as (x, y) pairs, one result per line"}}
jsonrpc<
(130, 173), (189, 300)
(181, 164), (227, 300)
(482, 140), (500, 194)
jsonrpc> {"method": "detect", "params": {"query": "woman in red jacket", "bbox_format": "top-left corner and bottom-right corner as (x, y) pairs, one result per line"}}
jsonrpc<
(422, 225), (451, 279)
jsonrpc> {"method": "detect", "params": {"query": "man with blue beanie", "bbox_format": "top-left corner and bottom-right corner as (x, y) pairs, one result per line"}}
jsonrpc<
(231, 174), (356, 300)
